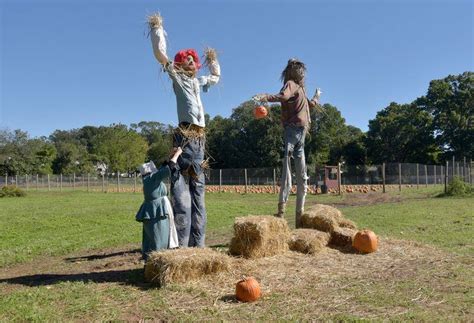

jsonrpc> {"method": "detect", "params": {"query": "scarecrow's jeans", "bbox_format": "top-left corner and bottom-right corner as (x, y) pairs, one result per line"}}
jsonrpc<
(279, 125), (308, 214)
(171, 135), (207, 248)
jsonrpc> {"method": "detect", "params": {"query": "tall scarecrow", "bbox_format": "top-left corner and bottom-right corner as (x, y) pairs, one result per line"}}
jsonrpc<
(148, 13), (221, 247)
(254, 59), (322, 228)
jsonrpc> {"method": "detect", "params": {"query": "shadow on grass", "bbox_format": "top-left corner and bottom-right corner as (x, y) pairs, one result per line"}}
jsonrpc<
(64, 249), (141, 263)
(0, 268), (157, 290)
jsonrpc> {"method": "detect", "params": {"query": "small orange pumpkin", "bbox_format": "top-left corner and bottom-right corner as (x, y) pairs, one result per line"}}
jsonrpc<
(352, 229), (378, 253)
(236, 276), (261, 302)
(254, 106), (268, 119)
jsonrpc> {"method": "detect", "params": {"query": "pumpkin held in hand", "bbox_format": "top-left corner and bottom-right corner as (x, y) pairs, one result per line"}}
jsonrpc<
(236, 277), (261, 302)
(254, 106), (268, 119)
(352, 229), (378, 253)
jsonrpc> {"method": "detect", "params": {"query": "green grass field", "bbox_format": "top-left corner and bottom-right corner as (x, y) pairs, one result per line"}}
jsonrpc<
(0, 187), (472, 321)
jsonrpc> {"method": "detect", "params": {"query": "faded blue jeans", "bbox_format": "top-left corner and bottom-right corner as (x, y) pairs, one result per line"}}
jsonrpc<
(279, 125), (308, 218)
(171, 132), (207, 248)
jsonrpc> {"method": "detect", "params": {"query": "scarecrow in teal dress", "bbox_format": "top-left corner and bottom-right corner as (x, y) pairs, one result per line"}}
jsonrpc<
(136, 147), (182, 260)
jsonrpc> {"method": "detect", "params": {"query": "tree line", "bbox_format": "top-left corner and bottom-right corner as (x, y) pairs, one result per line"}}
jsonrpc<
(0, 72), (472, 175)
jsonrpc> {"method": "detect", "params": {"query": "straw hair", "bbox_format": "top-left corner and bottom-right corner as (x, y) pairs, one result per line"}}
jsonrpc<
(204, 47), (218, 66)
(229, 215), (290, 259)
(330, 227), (356, 247)
(147, 13), (163, 29)
(144, 248), (232, 287)
(289, 229), (330, 254)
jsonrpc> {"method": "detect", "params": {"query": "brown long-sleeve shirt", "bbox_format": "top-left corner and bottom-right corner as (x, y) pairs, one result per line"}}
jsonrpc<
(266, 80), (317, 127)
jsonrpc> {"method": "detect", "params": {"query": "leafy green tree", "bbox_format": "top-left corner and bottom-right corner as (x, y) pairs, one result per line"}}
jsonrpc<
(0, 130), (58, 175)
(131, 121), (172, 164)
(92, 125), (148, 173)
(306, 104), (353, 166)
(366, 102), (440, 164)
(207, 101), (283, 168)
(50, 129), (94, 174)
(416, 72), (473, 160)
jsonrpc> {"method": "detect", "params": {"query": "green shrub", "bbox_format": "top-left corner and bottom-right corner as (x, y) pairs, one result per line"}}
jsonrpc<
(445, 177), (473, 197)
(0, 185), (26, 198)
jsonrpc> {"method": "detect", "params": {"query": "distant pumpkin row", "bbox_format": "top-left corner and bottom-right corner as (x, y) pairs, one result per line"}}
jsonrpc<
(205, 184), (415, 194)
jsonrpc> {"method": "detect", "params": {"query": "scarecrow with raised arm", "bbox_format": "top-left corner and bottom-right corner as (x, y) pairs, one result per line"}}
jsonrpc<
(148, 13), (221, 247)
(254, 59), (322, 228)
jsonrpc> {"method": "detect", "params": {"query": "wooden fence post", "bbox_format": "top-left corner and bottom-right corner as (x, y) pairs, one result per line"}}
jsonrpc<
(445, 161), (448, 193)
(382, 163), (386, 193)
(47, 174), (50, 191)
(398, 163), (402, 192)
(87, 173), (90, 192)
(337, 163), (342, 196)
(424, 165), (428, 187)
(117, 172), (120, 193)
(36, 174), (39, 190)
(60, 174), (63, 192)
(416, 164), (419, 189)
(134, 172), (137, 193)
(244, 169), (248, 194)
(273, 168), (276, 194)
(219, 169), (222, 192)
(434, 165), (437, 185)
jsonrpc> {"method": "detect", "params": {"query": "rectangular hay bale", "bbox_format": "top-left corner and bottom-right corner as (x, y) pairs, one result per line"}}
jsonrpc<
(289, 229), (330, 254)
(229, 215), (290, 259)
(144, 247), (232, 287)
(301, 213), (339, 232)
(330, 227), (356, 247)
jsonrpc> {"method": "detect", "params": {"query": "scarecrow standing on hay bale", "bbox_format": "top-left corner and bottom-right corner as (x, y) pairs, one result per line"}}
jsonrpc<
(148, 13), (221, 247)
(254, 59), (322, 228)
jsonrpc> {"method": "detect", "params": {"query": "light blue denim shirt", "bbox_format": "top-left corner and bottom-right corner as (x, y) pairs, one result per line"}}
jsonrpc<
(164, 63), (219, 128)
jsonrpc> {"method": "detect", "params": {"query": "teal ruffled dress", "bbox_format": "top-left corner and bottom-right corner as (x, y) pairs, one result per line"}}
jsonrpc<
(136, 165), (172, 260)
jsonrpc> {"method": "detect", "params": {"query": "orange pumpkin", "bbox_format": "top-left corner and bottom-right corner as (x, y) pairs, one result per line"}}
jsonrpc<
(236, 277), (261, 302)
(254, 106), (268, 119)
(352, 230), (378, 253)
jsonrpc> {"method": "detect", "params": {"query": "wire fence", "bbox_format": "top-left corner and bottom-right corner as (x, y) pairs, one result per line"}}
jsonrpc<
(1, 160), (472, 194)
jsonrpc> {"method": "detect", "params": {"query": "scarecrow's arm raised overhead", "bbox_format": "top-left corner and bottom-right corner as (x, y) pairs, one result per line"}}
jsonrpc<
(149, 14), (169, 65)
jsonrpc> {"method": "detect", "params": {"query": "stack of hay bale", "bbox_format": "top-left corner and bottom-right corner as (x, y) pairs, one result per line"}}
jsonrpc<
(300, 204), (357, 248)
(144, 205), (357, 287)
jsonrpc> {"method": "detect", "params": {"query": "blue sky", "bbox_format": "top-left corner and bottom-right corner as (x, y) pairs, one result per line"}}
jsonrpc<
(1, 0), (472, 138)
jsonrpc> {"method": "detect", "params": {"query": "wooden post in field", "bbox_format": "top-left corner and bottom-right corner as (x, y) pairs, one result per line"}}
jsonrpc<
(134, 172), (137, 193)
(60, 174), (63, 191)
(4, 173), (7, 187)
(73, 173), (76, 190)
(416, 164), (419, 189)
(87, 173), (90, 192)
(440, 165), (444, 184)
(47, 174), (50, 191)
(452, 156), (455, 179)
(244, 169), (248, 194)
(219, 169), (222, 192)
(26, 175), (29, 191)
(117, 172), (120, 193)
(15, 175), (18, 188)
(424, 165), (428, 187)
(273, 168), (276, 194)
(36, 174), (39, 190)
(470, 159), (473, 185)
(463, 157), (466, 182)
(445, 161), (448, 193)
(434, 165), (437, 185)
(382, 163), (386, 193)
(337, 163), (342, 196)
(398, 163), (402, 192)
